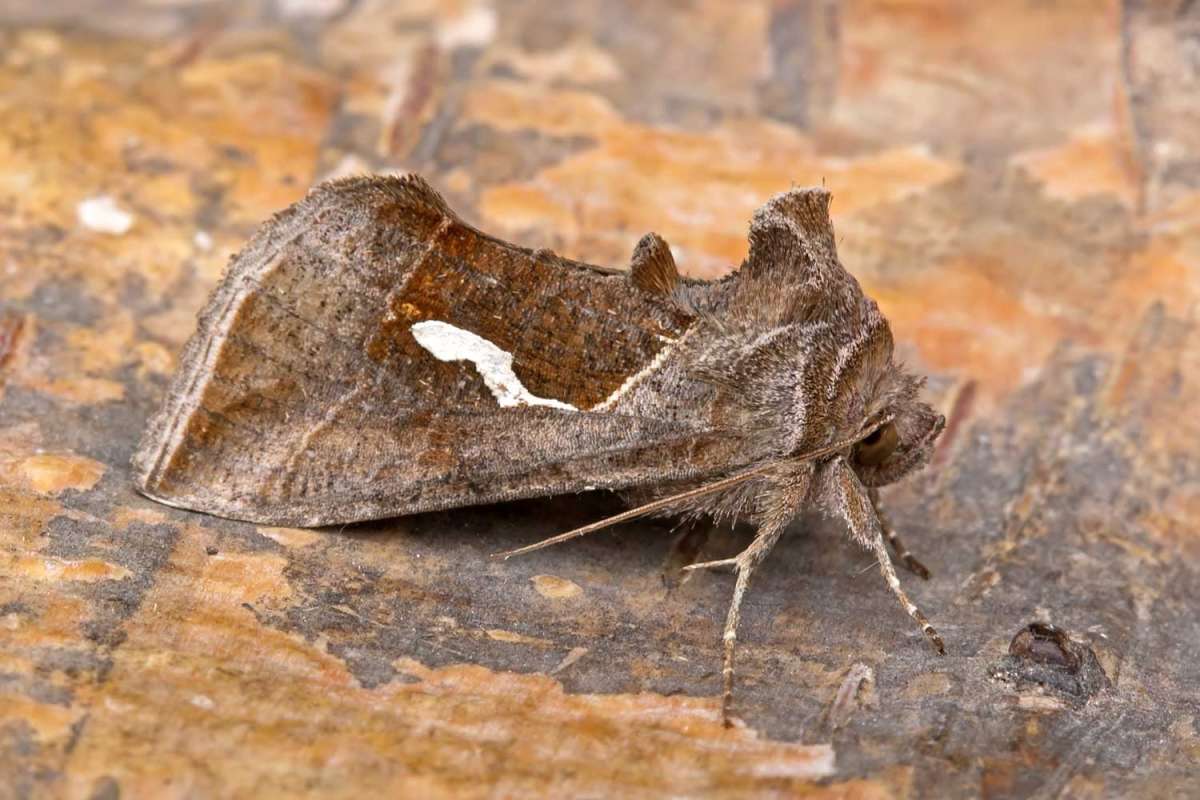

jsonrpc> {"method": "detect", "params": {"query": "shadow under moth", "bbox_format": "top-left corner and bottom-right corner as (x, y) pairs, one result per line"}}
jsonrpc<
(133, 175), (946, 724)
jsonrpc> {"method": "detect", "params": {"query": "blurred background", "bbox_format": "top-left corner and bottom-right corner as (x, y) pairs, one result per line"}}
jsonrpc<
(1, 1), (1198, 797)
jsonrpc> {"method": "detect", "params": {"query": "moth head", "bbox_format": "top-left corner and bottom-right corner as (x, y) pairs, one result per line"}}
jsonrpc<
(849, 369), (944, 487)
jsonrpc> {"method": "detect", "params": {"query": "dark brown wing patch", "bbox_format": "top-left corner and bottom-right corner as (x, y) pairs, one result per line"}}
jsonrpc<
(367, 220), (692, 411)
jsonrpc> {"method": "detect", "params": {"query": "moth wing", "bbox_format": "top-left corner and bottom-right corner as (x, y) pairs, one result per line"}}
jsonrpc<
(141, 403), (726, 527)
(133, 175), (720, 526)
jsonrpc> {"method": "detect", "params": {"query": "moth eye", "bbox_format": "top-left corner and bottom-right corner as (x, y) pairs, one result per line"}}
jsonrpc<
(855, 422), (898, 466)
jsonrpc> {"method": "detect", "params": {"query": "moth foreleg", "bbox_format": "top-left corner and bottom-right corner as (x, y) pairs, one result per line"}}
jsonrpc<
(868, 487), (931, 580)
(715, 520), (788, 727)
(830, 460), (944, 655)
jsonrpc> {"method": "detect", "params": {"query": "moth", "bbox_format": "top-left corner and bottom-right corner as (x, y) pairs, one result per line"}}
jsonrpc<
(133, 174), (946, 724)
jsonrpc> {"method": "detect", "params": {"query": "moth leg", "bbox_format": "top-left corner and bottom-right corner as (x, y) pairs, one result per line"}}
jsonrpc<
(681, 556), (739, 573)
(716, 521), (788, 727)
(868, 487), (931, 580)
(832, 461), (944, 655)
(661, 520), (712, 592)
(871, 527), (944, 654)
(708, 464), (815, 725)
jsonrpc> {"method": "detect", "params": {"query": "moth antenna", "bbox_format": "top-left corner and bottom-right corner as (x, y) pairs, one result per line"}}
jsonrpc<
(494, 430), (873, 560)
(493, 466), (772, 560)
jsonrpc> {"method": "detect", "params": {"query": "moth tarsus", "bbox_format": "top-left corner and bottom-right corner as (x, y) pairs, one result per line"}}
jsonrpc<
(133, 172), (947, 726)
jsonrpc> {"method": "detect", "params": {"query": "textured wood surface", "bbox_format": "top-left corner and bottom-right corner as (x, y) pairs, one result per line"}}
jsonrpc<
(2, 1), (1199, 797)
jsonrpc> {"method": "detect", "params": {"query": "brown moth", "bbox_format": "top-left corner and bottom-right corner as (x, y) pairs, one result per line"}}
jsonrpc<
(133, 175), (945, 724)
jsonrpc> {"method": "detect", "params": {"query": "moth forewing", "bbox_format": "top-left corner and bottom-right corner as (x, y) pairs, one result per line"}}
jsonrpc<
(133, 175), (726, 525)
